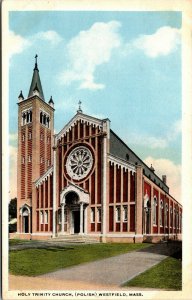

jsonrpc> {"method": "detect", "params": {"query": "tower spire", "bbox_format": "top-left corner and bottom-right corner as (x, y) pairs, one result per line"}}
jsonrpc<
(28, 54), (45, 100)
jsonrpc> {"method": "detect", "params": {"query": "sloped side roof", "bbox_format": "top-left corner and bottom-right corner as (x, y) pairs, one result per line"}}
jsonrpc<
(110, 130), (169, 193)
(28, 65), (45, 100)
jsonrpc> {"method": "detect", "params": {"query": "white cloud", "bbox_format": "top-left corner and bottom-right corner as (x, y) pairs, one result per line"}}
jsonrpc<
(59, 21), (121, 90)
(129, 120), (181, 150)
(9, 30), (62, 58)
(9, 31), (31, 58)
(132, 26), (181, 58)
(35, 30), (62, 45)
(130, 133), (168, 149)
(9, 145), (17, 199)
(9, 132), (18, 142)
(144, 156), (181, 202)
(55, 97), (77, 113)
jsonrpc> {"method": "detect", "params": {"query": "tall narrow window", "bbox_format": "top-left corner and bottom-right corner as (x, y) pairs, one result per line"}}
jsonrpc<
(173, 208), (176, 228)
(28, 156), (31, 163)
(40, 211), (44, 224)
(116, 206), (121, 222)
(97, 208), (101, 223)
(165, 203), (168, 227)
(160, 200), (163, 226)
(91, 208), (95, 223)
(22, 134), (25, 141)
(170, 206), (173, 227)
(153, 197), (157, 225)
(123, 206), (128, 222)
(40, 112), (43, 123)
(29, 132), (32, 140)
(44, 211), (48, 224)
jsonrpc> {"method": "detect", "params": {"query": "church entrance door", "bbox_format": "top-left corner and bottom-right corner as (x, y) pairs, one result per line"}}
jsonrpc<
(73, 211), (80, 234)
(23, 216), (29, 233)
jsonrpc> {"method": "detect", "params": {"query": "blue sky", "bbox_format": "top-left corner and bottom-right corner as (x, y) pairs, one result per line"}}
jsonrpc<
(8, 11), (181, 199)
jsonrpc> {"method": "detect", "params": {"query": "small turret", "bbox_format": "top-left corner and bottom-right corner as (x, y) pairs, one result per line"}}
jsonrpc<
(48, 96), (54, 108)
(18, 90), (24, 102)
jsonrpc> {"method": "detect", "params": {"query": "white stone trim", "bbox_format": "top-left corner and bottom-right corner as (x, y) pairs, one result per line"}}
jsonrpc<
(35, 166), (53, 187)
(144, 234), (169, 236)
(56, 113), (104, 141)
(106, 234), (143, 238)
(60, 182), (90, 205)
(108, 154), (136, 172)
(31, 233), (52, 236)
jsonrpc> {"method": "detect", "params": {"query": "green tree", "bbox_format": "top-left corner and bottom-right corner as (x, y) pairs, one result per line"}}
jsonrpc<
(9, 198), (17, 219)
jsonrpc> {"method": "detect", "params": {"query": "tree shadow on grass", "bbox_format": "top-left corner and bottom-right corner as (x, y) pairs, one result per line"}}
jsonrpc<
(136, 241), (182, 259)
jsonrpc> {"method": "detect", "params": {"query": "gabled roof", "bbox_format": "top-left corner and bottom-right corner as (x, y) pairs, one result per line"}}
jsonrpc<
(56, 112), (108, 141)
(28, 61), (45, 101)
(110, 130), (169, 193)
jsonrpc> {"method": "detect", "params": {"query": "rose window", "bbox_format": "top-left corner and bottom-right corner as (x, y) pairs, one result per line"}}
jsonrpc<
(66, 146), (93, 180)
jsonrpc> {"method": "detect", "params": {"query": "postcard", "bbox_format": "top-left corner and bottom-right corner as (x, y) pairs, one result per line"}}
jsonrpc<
(2, 0), (192, 299)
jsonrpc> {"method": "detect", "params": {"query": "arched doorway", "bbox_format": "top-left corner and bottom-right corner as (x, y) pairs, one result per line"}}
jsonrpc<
(60, 183), (90, 235)
(22, 207), (29, 233)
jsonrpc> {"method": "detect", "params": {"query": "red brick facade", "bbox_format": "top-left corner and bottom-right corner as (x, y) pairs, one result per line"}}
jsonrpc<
(16, 63), (182, 243)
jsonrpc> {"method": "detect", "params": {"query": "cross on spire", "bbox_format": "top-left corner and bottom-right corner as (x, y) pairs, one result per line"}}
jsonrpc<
(34, 54), (38, 70)
(77, 100), (82, 113)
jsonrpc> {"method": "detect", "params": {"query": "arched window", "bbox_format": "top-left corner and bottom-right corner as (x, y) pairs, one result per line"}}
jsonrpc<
(176, 210), (179, 229)
(116, 206), (121, 222)
(40, 211), (44, 224)
(43, 114), (46, 125)
(47, 117), (50, 128)
(44, 211), (48, 224)
(22, 113), (26, 125)
(123, 206), (128, 222)
(170, 206), (173, 227)
(40, 112), (43, 123)
(91, 208), (95, 223)
(173, 208), (176, 228)
(153, 197), (157, 225)
(165, 203), (168, 227)
(160, 200), (163, 226)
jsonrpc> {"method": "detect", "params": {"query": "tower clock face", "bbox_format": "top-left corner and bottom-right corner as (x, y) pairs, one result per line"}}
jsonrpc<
(66, 146), (94, 181)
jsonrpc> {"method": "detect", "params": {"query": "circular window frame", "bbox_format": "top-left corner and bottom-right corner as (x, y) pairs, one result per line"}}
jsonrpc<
(64, 143), (95, 183)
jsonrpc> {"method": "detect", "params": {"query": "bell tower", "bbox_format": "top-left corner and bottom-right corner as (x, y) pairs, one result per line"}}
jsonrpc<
(17, 55), (55, 235)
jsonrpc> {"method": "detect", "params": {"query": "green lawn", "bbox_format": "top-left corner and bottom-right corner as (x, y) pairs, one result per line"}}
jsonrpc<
(9, 242), (150, 276)
(123, 251), (182, 290)
(9, 239), (32, 246)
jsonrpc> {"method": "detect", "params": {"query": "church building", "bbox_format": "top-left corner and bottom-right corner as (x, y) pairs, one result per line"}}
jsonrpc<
(16, 57), (182, 243)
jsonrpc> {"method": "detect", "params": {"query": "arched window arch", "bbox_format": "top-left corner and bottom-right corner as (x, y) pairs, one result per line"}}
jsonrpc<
(153, 196), (157, 225)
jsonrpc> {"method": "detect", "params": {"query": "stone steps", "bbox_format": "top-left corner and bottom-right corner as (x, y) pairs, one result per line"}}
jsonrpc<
(49, 235), (100, 244)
